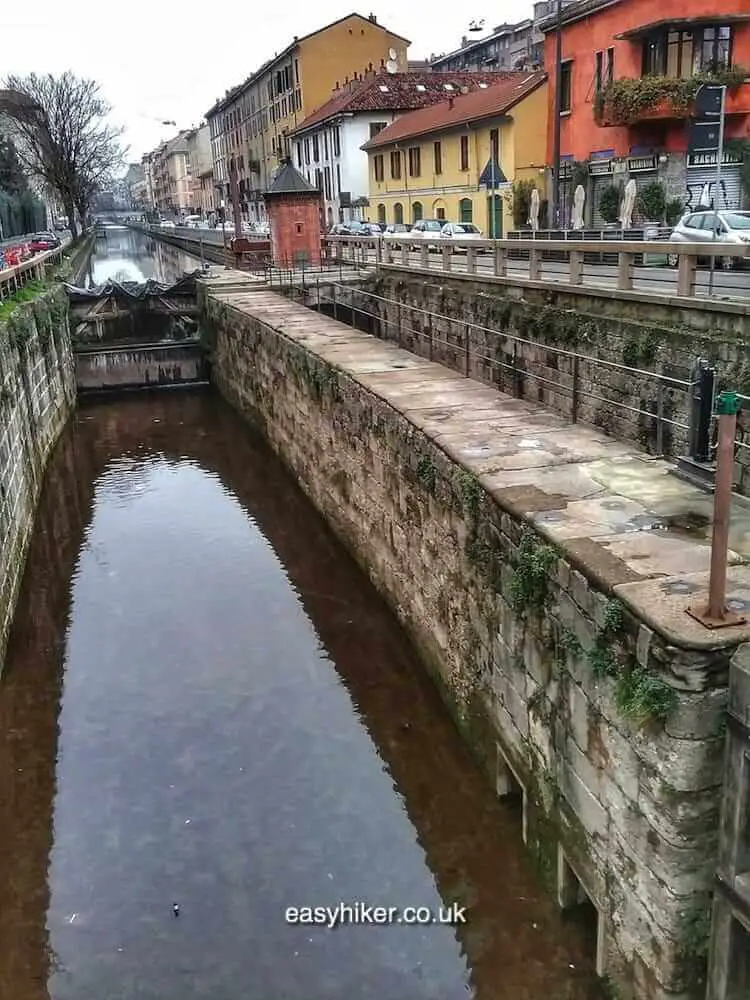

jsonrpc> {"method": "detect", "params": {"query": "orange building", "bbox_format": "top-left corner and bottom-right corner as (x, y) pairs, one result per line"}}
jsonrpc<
(541, 0), (750, 226)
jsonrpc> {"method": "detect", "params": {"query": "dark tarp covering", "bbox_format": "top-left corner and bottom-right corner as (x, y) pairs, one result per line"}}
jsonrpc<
(64, 271), (199, 303)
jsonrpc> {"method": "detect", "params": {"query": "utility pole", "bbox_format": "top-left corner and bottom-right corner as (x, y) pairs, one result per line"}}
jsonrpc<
(551, 0), (563, 230)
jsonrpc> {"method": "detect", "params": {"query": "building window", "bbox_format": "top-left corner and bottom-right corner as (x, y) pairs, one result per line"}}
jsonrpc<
(644, 26), (732, 78)
(606, 47), (614, 84)
(434, 141), (442, 175)
(436, 205), (446, 220)
(336, 163), (341, 197)
(294, 59), (300, 85)
(490, 128), (499, 161)
(324, 132), (329, 159)
(595, 51), (603, 93)
(390, 151), (401, 179)
(377, 203), (386, 224)
(324, 167), (332, 200)
(312, 135), (320, 161)
(304, 139), (310, 165)
(370, 121), (387, 138)
(459, 135), (469, 171)
(374, 154), (384, 182)
(412, 201), (423, 222)
(394, 202), (403, 224)
(459, 198), (473, 223)
(333, 127), (341, 157)
(297, 144), (303, 168)
(408, 147), (421, 177)
(560, 60), (572, 113)
(315, 168), (322, 191)
(700, 25), (732, 72)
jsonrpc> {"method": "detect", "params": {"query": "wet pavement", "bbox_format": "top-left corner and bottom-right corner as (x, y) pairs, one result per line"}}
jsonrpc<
(0, 390), (605, 1000)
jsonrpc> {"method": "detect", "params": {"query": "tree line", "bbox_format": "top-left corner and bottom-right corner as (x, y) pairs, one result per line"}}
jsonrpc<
(0, 72), (123, 238)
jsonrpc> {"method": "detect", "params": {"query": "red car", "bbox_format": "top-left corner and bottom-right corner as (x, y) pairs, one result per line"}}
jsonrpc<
(28, 232), (61, 254)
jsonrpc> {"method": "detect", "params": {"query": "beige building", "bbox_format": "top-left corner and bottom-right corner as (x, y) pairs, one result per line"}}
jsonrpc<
(205, 12), (409, 222)
(186, 124), (214, 215)
(151, 132), (191, 214)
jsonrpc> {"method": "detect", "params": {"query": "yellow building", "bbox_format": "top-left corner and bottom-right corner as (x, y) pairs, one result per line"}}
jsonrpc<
(206, 13), (409, 222)
(363, 72), (547, 237)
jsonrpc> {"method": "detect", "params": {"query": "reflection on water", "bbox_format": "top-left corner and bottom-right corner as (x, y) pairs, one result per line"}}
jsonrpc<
(88, 228), (201, 286)
(0, 391), (605, 1000)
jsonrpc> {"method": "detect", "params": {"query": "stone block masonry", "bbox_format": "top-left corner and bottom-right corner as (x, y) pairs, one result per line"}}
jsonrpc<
(203, 281), (750, 1000)
(0, 288), (76, 669)
(333, 271), (750, 494)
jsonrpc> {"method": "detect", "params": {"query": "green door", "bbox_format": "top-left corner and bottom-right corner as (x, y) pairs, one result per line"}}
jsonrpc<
(487, 195), (503, 238)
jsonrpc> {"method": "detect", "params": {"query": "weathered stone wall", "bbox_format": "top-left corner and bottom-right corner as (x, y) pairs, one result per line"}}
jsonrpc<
(206, 293), (732, 1000)
(321, 270), (750, 492)
(0, 288), (75, 668)
(75, 343), (206, 392)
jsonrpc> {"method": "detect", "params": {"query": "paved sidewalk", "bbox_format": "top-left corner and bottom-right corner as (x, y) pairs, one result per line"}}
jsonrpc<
(205, 274), (750, 650)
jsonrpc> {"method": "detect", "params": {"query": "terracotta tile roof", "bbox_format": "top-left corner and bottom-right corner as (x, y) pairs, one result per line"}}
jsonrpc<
(293, 70), (522, 135)
(361, 71), (546, 149)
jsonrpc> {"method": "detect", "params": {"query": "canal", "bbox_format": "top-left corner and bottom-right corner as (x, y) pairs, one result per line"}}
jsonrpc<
(0, 236), (605, 1000)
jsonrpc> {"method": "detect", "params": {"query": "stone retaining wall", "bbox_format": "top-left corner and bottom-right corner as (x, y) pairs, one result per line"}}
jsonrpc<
(323, 271), (750, 494)
(205, 292), (734, 1000)
(0, 288), (75, 668)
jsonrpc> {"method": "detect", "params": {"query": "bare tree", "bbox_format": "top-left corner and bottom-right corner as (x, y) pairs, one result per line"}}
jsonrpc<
(0, 73), (123, 237)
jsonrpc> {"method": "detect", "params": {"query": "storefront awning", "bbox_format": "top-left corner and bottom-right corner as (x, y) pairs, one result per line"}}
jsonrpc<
(615, 15), (750, 39)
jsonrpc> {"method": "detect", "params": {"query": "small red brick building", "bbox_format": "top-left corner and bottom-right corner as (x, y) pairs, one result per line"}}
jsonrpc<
(265, 161), (322, 267)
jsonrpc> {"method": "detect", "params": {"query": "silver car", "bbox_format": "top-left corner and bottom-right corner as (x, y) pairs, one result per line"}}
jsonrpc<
(668, 209), (750, 269)
(440, 222), (486, 252)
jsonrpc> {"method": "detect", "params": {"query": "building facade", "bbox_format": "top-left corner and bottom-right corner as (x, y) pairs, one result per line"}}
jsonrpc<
(541, 0), (750, 227)
(151, 132), (191, 215)
(364, 72), (548, 236)
(186, 124), (214, 216)
(290, 70), (504, 228)
(205, 12), (409, 223)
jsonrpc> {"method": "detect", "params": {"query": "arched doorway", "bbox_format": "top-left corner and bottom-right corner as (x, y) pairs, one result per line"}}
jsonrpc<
(394, 203), (403, 225)
(432, 198), (447, 221)
(377, 203), (386, 224)
(412, 201), (423, 223)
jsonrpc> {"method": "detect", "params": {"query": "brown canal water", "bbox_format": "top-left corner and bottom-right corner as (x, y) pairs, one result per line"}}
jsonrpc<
(1, 239), (605, 1000)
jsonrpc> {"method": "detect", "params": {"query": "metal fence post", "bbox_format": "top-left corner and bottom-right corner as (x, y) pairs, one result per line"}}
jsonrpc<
(464, 323), (470, 377)
(512, 343), (519, 397)
(332, 283), (338, 322)
(428, 312), (434, 361)
(689, 359), (716, 463)
(316, 279), (321, 311)
(571, 354), (580, 423)
(655, 383), (665, 456)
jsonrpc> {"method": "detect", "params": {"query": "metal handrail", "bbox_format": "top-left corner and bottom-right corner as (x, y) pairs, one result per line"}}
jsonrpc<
(0, 242), (70, 299)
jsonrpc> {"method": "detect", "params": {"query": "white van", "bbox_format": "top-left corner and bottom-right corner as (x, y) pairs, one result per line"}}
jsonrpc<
(182, 215), (202, 228)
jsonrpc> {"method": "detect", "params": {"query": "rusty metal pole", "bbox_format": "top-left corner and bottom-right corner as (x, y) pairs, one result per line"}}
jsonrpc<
(688, 391), (745, 629)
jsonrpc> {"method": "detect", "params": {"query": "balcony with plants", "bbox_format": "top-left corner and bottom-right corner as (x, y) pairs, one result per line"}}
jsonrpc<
(595, 64), (749, 126)
(595, 22), (749, 126)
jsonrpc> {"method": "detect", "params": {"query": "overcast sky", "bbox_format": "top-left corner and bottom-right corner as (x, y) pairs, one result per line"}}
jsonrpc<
(2, 1), (536, 166)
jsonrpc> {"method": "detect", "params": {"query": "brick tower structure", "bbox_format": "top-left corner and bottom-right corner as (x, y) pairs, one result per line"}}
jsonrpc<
(265, 160), (322, 268)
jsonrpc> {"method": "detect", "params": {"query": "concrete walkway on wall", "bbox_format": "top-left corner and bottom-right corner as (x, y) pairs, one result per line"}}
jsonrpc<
(203, 269), (750, 652)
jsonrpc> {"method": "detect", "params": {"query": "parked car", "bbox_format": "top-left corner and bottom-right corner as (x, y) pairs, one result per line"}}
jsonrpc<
(29, 232), (61, 253)
(160, 220), (176, 229)
(328, 221), (370, 237)
(667, 209), (750, 269)
(382, 223), (410, 241)
(440, 222), (485, 251)
(406, 219), (445, 250)
(359, 222), (383, 236)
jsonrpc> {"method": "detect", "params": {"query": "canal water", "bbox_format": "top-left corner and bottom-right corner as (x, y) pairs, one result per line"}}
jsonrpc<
(0, 237), (605, 1000)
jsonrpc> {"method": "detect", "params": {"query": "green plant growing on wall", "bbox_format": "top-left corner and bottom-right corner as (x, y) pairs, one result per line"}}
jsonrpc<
(598, 183), (621, 225)
(509, 527), (557, 615)
(416, 454), (437, 495)
(587, 599), (626, 678)
(636, 181), (666, 222)
(457, 469), (483, 521)
(665, 196), (686, 226)
(621, 328), (660, 368)
(614, 662), (677, 726)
